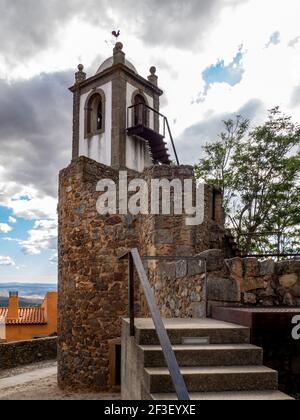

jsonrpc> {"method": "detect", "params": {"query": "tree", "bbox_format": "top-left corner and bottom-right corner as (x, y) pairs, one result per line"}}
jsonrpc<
(195, 107), (300, 255)
(194, 116), (249, 212)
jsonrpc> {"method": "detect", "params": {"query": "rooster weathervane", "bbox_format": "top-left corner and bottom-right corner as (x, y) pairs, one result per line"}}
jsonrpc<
(105, 29), (121, 48)
(112, 30), (121, 40)
(112, 30), (121, 46)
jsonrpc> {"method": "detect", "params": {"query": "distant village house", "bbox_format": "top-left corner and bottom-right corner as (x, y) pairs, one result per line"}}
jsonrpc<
(0, 291), (57, 342)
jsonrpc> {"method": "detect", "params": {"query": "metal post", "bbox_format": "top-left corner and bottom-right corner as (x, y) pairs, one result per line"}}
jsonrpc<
(165, 117), (180, 166)
(130, 249), (190, 400)
(204, 260), (208, 318)
(277, 232), (281, 256)
(128, 253), (135, 337)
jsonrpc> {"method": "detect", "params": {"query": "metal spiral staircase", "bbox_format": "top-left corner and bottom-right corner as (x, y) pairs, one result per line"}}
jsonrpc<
(126, 104), (180, 166)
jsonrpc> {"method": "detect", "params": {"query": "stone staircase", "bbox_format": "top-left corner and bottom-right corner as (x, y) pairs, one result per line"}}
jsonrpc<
(122, 318), (293, 400)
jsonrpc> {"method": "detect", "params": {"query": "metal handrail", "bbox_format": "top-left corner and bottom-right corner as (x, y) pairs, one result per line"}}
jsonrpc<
(127, 103), (166, 120)
(127, 104), (180, 166)
(238, 231), (300, 258)
(120, 248), (190, 401)
(241, 253), (300, 258)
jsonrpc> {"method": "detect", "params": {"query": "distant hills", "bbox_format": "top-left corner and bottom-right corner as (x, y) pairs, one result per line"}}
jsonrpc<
(0, 283), (57, 307)
(0, 296), (42, 307)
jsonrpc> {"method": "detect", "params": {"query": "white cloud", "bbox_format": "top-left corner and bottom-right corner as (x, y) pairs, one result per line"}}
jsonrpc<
(20, 219), (57, 256)
(0, 0), (299, 171)
(288, 36), (300, 49)
(0, 0), (249, 80)
(163, 0), (300, 162)
(0, 181), (57, 221)
(49, 253), (58, 264)
(0, 256), (15, 266)
(0, 223), (12, 234)
(8, 216), (17, 224)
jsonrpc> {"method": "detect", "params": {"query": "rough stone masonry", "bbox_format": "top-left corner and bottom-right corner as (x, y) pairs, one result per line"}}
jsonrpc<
(57, 156), (233, 392)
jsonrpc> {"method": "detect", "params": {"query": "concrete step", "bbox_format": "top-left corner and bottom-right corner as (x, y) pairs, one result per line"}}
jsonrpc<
(139, 344), (263, 367)
(144, 366), (278, 394)
(151, 391), (294, 401)
(125, 318), (250, 345)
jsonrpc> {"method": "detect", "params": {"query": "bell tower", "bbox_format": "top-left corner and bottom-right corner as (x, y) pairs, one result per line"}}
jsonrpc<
(69, 42), (170, 172)
(59, 41), (231, 394)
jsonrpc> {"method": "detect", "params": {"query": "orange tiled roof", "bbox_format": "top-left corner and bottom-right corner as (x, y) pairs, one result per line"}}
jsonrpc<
(0, 307), (46, 325)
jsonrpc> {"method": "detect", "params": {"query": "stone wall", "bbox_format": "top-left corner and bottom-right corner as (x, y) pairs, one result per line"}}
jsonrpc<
(58, 157), (300, 393)
(147, 258), (206, 319)
(58, 158), (140, 392)
(201, 254), (300, 313)
(148, 250), (300, 318)
(137, 165), (232, 320)
(148, 249), (237, 319)
(225, 257), (300, 307)
(58, 157), (231, 392)
(0, 337), (57, 370)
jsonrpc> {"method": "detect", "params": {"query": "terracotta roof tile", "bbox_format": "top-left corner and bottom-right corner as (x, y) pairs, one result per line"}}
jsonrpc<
(0, 307), (46, 325)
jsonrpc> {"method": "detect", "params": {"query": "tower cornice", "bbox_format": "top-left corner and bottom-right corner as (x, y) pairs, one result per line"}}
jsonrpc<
(69, 63), (163, 96)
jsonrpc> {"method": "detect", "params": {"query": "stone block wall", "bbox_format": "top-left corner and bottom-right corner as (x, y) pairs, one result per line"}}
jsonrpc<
(226, 257), (300, 307)
(148, 248), (239, 319)
(0, 337), (57, 370)
(146, 258), (207, 319)
(58, 157), (231, 392)
(151, 252), (300, 317)
(148, 250), (300, 318)
(194, 254), (300, 313)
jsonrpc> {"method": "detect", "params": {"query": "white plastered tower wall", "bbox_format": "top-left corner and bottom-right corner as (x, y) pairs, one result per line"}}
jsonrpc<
(79, 82), (112, 166)
(126, 82), (154, 172)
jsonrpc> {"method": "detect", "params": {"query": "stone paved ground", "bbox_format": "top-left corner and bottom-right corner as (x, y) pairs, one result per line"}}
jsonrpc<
(0, 361), (121, 400)
(0, 360), (57, 380)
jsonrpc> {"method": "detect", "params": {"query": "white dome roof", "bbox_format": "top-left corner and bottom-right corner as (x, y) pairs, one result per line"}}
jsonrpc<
(96, 56), (138, 74)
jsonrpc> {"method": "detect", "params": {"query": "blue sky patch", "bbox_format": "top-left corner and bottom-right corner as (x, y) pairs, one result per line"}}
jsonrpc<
(199, 47), (245, 101)
(0, 206), (57, 284)
(266, 31), (281, 48)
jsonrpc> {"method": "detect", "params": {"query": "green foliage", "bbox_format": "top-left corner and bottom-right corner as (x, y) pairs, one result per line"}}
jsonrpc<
(195, 107), (300, 255)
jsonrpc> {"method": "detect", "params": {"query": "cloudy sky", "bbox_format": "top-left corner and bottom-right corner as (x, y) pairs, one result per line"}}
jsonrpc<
(0, 0), (300, 284)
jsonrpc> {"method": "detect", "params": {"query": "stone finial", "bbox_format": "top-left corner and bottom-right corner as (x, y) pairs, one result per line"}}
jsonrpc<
(114, 42), (123, 52)
(113, 42), (125, 65)
(148, 66), (158, 86)
(150, 66), (156, 75)
(75, 64), (86, 84)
